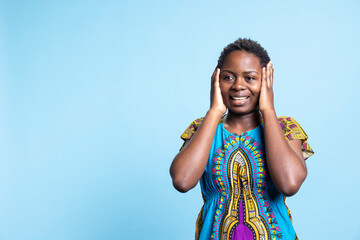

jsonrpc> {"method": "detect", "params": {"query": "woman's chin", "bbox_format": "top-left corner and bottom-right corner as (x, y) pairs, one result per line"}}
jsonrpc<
(226, 104), (259, 116)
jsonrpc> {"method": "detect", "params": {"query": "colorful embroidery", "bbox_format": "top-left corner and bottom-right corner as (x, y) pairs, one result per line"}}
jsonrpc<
(278, 116), (314, 160)
(221, 145), (270, 240)
(210, 145), (229, 239)
(180, 116), (314, 240)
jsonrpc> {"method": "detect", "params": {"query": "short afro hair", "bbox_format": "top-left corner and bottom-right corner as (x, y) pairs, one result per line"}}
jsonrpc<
(217, 38), (270, 68)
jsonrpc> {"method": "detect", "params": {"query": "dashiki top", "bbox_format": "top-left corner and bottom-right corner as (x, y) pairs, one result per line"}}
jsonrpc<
(180, 116), (314, 240)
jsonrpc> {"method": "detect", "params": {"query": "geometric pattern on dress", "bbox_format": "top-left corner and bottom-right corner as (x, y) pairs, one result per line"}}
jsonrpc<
(180, 116), (314, 159)
(278, 116), (314, 160)
(180, 117), (224, 150)
(180, 115), (314, 240)
(220, 147), (270, 240)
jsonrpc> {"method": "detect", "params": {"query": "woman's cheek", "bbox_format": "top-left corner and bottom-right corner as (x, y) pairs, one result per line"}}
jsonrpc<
(251, 83), (261, 99)
(220, 88), (228, 106)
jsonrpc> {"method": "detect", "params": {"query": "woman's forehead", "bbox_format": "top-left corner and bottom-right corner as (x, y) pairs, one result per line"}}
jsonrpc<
(222, 50), (261, 70)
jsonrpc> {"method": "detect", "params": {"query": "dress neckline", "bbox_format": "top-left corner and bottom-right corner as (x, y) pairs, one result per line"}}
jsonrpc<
(221, 122), (262, 136)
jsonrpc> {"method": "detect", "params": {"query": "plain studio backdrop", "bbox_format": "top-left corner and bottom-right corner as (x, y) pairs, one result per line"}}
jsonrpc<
(0, 1), (359, 239)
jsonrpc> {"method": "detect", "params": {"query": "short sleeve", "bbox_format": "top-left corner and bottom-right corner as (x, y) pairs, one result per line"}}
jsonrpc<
(278, 116), (314, 160)
(179, 117), (204, 151)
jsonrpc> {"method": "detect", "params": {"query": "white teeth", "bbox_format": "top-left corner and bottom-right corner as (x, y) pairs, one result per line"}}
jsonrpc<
(233, 97), (248, 100)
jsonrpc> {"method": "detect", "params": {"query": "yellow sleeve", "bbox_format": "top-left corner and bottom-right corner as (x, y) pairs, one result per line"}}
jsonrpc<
(179, 117), (204, 151)
(278, 116), (314, 160)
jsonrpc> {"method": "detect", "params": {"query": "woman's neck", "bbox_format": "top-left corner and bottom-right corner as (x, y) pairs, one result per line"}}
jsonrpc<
(223, 110), (262, 135)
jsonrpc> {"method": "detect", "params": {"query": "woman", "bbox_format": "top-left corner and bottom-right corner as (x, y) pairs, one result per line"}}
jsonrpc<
(170, 38), (314, 240)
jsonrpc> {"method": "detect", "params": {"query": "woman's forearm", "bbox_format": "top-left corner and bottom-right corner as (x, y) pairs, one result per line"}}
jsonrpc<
(262, 109), (307, 196)
(170, 109), (222, 192)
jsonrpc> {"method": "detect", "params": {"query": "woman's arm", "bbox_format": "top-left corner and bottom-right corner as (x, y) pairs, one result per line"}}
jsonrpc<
(259, 62), (307, 196)
(170, 68), (226, 193)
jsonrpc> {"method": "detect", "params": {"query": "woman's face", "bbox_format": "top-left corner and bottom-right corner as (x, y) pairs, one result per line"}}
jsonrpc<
(219, 50), (262, 115)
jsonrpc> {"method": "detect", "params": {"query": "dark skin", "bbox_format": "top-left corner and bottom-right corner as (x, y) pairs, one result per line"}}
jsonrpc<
(170, 50), (307, 196)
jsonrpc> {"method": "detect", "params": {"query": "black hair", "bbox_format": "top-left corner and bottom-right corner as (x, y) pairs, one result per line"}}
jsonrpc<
(217, 38), (270, 68)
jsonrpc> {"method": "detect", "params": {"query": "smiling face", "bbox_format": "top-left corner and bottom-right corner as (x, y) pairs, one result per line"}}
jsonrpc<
(220, 50), (262, 115)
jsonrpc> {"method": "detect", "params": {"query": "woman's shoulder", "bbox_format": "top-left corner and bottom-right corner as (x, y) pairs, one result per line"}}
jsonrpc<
(277, 116), (307, 139)
(180, 117), (204, 141)
(180, 116), (224, 141)
(277, 115), (314, 160)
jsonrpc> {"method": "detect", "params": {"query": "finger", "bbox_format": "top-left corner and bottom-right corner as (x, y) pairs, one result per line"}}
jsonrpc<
(214, 68), (220, 88)
(212, 67), (219, 83)
(266, 61), (272, 87)
(261, 66), (266, 90)
(211, 67), (217, 84)
(262, 66), (266, 82)
(269, 61), (274, 86)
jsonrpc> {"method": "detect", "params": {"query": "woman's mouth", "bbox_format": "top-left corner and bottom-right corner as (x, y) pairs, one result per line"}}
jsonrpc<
(230, 96), (249, 105)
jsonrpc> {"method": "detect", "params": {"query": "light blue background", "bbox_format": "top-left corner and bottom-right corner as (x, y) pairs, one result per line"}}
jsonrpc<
(1, 1), (359, 239)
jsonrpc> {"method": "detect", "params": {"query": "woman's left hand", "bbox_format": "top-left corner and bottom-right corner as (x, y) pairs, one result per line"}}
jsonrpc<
(259, 61), (275, 113)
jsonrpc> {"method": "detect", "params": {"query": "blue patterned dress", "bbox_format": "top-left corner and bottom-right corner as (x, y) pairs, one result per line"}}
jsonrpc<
(180, 116), (314, 240)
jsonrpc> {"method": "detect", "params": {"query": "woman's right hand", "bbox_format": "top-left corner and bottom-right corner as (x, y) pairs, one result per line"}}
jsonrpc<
(210, 68), (227, 115)
(170, 67), (227, 193)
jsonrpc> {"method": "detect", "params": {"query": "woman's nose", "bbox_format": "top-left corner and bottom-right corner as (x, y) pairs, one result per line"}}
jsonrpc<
(231, 78), (246, 90)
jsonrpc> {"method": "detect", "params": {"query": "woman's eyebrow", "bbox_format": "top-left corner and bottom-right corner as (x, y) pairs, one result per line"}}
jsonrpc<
(222, 70), (259, 75)
(221, 70), (236, 74)
(243, 71), (259, 74)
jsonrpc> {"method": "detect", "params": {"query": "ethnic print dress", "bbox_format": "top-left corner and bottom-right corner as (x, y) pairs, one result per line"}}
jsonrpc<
(180, 116), (314, 240)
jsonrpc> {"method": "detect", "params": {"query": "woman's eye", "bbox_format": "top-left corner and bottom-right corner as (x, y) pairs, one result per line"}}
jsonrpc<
(246, 76), (255, 81)
(223, 75), (235, 81)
